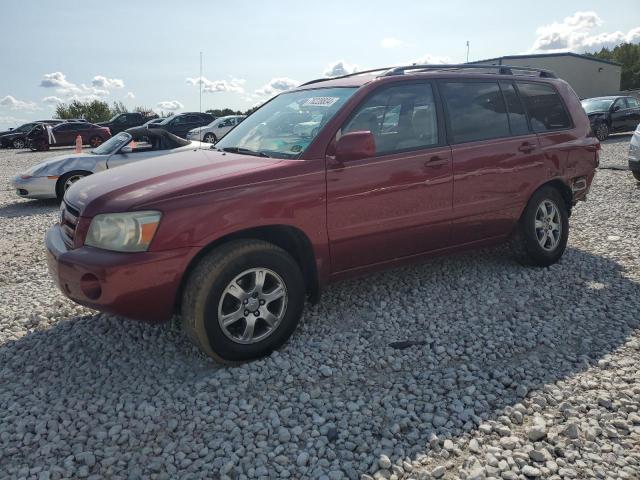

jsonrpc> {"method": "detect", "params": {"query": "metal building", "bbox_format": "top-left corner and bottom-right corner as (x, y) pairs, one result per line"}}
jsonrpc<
(469, 53), (622, 99)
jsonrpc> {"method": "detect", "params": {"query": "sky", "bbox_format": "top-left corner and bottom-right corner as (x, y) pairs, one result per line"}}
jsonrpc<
(1, 0), (639, 129)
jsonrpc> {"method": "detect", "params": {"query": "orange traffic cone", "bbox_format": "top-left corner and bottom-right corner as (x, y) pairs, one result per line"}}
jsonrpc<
(75, 135), (83, 153)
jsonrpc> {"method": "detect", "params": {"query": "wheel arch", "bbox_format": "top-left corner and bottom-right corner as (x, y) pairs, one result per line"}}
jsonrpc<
(524, 179), (573, 220)
(175, 224), (320, 312)
(55, 170), (93, 198)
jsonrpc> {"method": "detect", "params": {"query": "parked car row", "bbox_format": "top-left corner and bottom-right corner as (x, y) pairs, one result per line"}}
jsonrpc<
(38, 64), (599, 362)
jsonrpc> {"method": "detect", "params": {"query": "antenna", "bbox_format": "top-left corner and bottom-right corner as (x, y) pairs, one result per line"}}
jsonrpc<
(199, 51), (203, 114)
(466, 41), (470, 63)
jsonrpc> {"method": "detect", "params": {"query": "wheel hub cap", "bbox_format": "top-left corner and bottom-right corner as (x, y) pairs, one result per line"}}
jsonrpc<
(534, 199), (562, 251)
(217, 268), (287, 345)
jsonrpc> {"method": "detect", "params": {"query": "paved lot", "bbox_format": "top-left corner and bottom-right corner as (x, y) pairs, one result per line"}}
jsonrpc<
(0, 138), (639, 479)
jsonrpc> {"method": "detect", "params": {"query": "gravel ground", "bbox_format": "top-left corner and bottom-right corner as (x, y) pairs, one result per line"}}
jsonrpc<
(0, 136), (639, 480)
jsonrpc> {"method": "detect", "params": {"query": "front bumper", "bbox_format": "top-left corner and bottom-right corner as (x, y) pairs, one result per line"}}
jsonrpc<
(45, 224), (195, 322)
(11, 175), (57, 199)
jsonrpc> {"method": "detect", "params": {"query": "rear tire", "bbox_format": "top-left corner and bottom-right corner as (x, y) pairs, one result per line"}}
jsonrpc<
(56, 171), (91, 201)
(89, 136), (103, 147)
(181, 239), (305, 363)
(632, 171), (640, 182)
(511, 186), (569, 267)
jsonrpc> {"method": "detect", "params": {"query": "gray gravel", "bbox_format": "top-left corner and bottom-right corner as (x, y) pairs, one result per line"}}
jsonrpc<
(1, 136), (639, 480)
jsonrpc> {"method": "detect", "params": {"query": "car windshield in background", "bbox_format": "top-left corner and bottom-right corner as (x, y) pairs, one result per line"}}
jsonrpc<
(215, 87), (358, 159)
(92, 132), (131, 155)
(581, 99), (613, 113)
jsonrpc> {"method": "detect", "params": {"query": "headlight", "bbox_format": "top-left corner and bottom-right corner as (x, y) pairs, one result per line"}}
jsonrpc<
(85, 211), (161, 252)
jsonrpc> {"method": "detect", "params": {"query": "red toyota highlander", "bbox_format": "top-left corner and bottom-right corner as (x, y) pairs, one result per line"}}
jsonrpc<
(46, 65), (598, 362)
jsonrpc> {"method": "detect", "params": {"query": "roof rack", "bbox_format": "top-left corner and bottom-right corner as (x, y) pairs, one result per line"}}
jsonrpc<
(299, 67), (396, 86)
(383, 64), (557, 78)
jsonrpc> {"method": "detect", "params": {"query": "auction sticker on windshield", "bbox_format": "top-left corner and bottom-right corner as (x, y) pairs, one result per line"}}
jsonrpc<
(302, 97), (340, 107)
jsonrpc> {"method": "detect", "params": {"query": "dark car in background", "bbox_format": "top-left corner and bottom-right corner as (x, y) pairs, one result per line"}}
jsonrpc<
(98, 112), (159, 135)
(581, 96), (640, 141)
(0, 120), (64, 148)
(149, 112), (214, 138)
(26, 122), (111, 150)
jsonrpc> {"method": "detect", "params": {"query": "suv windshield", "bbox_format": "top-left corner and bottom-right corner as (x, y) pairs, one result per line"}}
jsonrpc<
(216, 87), (357, 159)
(92, 132), (132, 155)
(581, 98), (614, 113)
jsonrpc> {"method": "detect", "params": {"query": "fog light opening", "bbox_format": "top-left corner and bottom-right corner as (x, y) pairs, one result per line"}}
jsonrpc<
(80, 273), (102, 300)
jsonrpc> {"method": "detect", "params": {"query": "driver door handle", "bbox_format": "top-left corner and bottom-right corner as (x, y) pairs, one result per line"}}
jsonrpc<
(424, 155), (447, 167)
(518, 142), (537, 153)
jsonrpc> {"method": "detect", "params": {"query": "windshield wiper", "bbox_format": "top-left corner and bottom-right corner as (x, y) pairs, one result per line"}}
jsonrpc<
(218, 146), (271, 158)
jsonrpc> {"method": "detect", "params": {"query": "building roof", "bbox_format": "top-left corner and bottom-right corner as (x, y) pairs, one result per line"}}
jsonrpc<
(468, 52), (622, 67)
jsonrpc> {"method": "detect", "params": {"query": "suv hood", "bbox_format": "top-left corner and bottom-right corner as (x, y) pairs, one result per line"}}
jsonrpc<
(65, 148), (285, 217)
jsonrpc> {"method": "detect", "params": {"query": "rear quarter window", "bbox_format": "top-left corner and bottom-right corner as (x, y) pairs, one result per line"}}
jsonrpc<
(440, 81), (510, 144)
(516, 82), (572, 132)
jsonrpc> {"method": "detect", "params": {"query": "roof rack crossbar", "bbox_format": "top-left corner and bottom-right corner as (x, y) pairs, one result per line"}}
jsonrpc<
(383, 64), (557, 78)
(299, 67), (397, 86)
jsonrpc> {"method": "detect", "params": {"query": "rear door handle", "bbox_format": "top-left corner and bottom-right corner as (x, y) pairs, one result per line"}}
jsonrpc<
(424, 155), (447, 167)
(518, 142), (536, 153)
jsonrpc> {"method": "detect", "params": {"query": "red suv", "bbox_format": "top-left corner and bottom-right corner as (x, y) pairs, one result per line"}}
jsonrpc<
(46, 65), (598, 362)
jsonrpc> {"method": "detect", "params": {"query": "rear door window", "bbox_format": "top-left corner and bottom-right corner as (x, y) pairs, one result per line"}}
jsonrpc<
(516, 82), (571, 132)
(440, 81), (510, 143)
(499, 82), (530, 136)
(343, 82), (439, 155)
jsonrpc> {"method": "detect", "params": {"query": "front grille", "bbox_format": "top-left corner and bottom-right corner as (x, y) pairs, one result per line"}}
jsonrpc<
(60, 202), (80, 248)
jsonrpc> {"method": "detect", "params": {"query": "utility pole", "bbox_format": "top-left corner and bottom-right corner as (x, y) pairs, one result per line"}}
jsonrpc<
(199, 51), (203, 113)
(466, 41), (470, 63)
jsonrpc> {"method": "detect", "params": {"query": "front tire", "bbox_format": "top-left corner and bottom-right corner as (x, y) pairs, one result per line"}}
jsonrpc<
(12, 138), (25, 149)
(632, 171), (640, 182)
(594, 122), (609, 141)
(181, 240), (305, 363)
(511, 186), (569, 267)
(203, 133), (217, 144)
(56, 171), (90, 200)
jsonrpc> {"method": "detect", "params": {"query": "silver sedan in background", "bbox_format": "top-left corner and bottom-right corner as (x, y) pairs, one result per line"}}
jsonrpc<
(629, 123), (640, 182)
(11, 127), (203, 200)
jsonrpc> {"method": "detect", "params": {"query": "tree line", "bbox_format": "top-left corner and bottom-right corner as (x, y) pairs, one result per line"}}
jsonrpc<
(586, 42), (640, 91)
(54, 100), (259, 123)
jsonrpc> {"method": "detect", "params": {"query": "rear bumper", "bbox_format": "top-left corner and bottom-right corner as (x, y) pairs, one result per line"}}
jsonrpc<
(45, 224), (195, 322)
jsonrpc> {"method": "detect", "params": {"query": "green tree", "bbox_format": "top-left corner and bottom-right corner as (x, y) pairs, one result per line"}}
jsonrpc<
(111, 101), (129, 115)
(586, 42), (640, 91)
(205, 108), (243, 117)
(55, 100), (112, 122)
(54, 100), (157, 122)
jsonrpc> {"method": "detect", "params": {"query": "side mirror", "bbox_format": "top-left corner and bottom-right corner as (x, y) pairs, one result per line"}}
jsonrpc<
(8, 128), (13, 131)
(612, 105), (622, 112)
(335, 131), (376, 162)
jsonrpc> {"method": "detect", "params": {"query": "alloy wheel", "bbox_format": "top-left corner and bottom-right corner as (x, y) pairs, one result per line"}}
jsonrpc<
(217, 268), (288, 344)
(13, 139), (25, 149)
(534, 199), (562, 251)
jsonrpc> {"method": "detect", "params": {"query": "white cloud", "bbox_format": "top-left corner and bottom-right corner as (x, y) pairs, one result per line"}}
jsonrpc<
(531, 11), (640, 52)
(380, 37), (412, 48)
(254, 77), (299, 98)
(323, 60), (360, 77)
(92, 75), (124, 89)
(408, 54), (451, 65)
(125, 92), (135, 99)
(42, 96), (64, 105)
(185, 76), (246, 94)
(0, 95), (39, 111)
(39, 72), (115, 103)
(40, 71), (75, 89)
(157, 100), (183, 111)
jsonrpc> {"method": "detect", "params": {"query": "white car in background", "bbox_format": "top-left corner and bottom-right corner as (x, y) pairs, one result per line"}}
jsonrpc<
(11, 127), (203, 200)
(186, 115), (245, 143)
